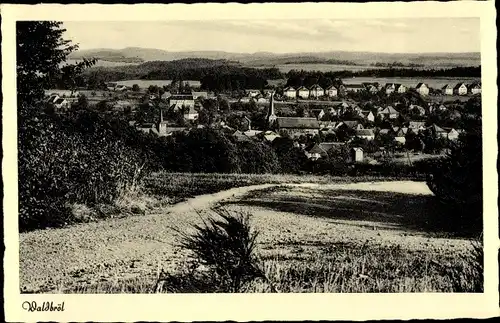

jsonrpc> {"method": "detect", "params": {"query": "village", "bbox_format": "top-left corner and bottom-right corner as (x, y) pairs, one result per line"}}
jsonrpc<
(44, 78), (481, 165)
(15, 14), (486, 300)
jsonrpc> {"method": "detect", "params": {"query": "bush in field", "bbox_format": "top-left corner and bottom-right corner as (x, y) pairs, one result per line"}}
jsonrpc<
(448, 235), (483, 292)
(164, 207), (271, 293)
(426, 116), (482, 233)
(18, 110), (148, 231)
(236, 141), (281, 174)
(164, 128), (241, 173)
(272, 137), (309, 174)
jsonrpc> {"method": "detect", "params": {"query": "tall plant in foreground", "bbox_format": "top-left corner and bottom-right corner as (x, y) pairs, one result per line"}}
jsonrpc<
(167, 207), (275, 293)
(448, 234), (483, 292)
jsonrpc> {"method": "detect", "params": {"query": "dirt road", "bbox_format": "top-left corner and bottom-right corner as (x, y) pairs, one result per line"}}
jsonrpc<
(19, 181), (469, 293)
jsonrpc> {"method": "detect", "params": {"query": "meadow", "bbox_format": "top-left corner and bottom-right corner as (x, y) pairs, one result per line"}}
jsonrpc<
(267, 64), (380, 73)
(19, 171), (482, 294)
(27, 181), (481, 294)
(114, 79), (174, 88)
(142, 172), (423, 200)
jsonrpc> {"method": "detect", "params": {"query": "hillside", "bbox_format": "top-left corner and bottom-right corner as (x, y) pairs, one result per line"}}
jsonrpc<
(69, 47), (481, 68)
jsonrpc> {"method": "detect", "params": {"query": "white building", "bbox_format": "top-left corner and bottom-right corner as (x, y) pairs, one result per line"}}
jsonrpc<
(453, 83), (468, 96)
(325, 85), (338, 97)
(297, 86), (310, 99)
(309, 84), (324, 98)
(415, 83), (430, 96)
(283, 86), (296, 99)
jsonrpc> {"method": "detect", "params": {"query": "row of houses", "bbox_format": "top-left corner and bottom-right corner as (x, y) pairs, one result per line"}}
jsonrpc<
(441, 83), (482, 96)
(308, 101), (430, 122)
(281, 81), (481, 99)
(283, 85), (338, 99)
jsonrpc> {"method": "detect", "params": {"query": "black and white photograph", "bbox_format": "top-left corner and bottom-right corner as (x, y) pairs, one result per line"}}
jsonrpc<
(2, 1), (498, 322)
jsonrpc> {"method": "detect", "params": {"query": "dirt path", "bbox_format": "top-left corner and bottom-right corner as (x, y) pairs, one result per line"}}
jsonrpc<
(19, 181), (464, 293)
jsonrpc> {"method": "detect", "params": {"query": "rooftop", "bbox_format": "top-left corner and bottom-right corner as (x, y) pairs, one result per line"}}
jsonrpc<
(276, 117), (320, 129)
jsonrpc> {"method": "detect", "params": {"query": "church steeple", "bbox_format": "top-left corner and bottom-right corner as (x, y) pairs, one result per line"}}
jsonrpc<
(158, 107), (167, 134)
(267, 91), (277, 127)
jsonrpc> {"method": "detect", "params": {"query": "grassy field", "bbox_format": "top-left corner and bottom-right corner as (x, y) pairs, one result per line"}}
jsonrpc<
(143, 172), (423, 199)
(20, 172), (481, 294)
(268, 64), (380, 73)
(45, 183), (481, 294)
(58, 241), (480, 293)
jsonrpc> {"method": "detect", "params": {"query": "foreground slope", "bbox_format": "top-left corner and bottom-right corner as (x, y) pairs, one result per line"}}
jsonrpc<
(19, 181), (474, 293)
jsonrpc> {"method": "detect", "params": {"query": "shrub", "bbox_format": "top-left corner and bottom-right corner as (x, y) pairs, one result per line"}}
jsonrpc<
(426, 129), (482, 233)
(163, 207), (271, 293)
(18, 109), (150, 231)
(448, 235), (483, 292)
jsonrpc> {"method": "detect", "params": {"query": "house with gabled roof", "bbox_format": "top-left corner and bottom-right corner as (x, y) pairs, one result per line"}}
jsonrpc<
(429, 124), (448, 139)
(53, 97), (70, 111)
(325, 85), (338, 97)
(355, 129), (375, 141)
(341, 120), (364, 130)
(256, 130), (281, 143)
(319, 121), (339, 130)
(442, 84), (453, 95)
(408, 121), (426, 133)
(360, 110), (375, 122)
(443, 127), (460, 141)
(378, 106), (400, 119)
(415, 83), (429, 96)
(454, 83), (468, 96)
(273, 117), (320, 138)
(395, 84), (407, 93)
(351, 147), (364, 163)
(283, 86), (297, 99)
(344, 84), (365, 93)
(309, 84), (324, 98)
(385, 83), (396, 95)
(468, 83), (481, 95)
(244, 129), (263, 137)
(297, 86), (310, 99)
(233, 130), (252, 142)
(305, 142), (345, 160)
(362, 82), (381, 93)
(169, 94), (195, 111)
(161, 127), (188, 137)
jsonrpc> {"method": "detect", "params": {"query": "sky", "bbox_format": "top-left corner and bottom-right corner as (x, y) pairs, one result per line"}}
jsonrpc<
(62, 18), (480, 54)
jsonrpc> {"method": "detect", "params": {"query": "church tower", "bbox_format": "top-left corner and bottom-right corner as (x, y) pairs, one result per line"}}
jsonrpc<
(267, 91), (277, 128)
(158, 108), (167, 135)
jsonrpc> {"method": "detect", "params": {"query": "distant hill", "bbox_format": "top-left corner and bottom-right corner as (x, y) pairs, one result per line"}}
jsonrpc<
(69, 47), (481, 68)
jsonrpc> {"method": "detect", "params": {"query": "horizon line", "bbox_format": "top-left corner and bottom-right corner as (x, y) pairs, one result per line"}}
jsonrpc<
(73, 46), (481, 56)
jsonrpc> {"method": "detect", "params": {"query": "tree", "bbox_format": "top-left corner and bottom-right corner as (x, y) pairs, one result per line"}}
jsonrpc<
(272, 137), (308, 174)
(132, 84), (140, 92)
(426, 126), (482, 233)
(17, 21), (96, 110)
(73, 94), (89, 111)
